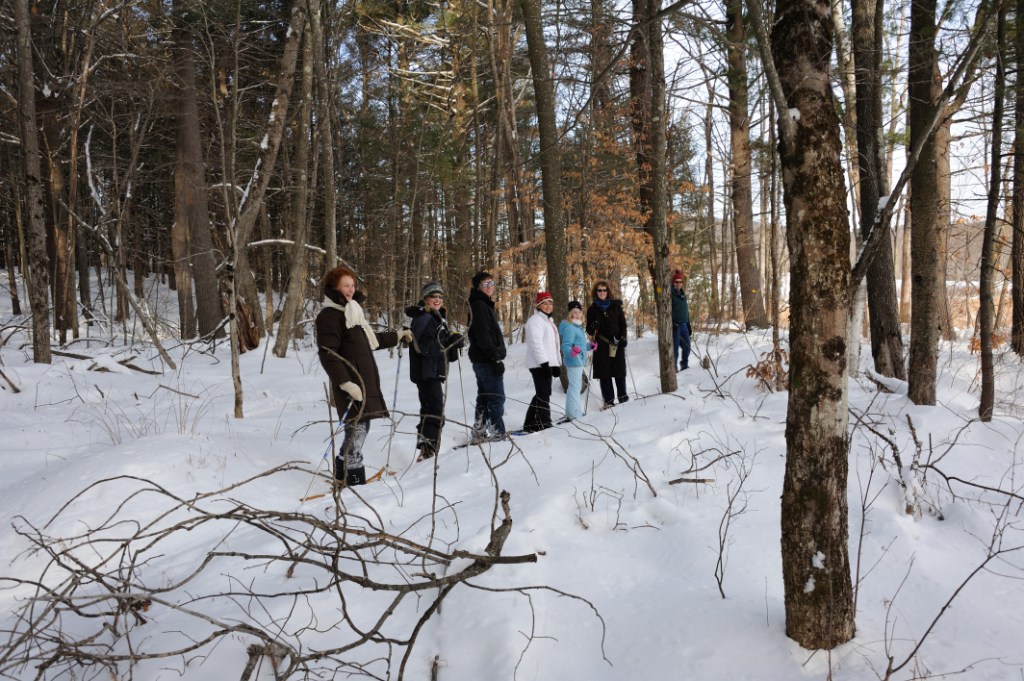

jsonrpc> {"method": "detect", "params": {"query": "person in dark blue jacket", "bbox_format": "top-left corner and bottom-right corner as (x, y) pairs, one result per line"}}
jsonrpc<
(671, 270), (692, 371)
(467, 271), (507, 440)
(406, 282), (463, 460)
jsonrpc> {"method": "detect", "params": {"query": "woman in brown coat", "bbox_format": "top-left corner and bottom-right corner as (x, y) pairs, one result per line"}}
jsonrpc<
(316, 266), (412, 486)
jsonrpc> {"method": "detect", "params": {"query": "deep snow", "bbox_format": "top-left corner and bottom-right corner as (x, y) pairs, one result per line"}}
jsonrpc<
(1, 281), (1023, 681)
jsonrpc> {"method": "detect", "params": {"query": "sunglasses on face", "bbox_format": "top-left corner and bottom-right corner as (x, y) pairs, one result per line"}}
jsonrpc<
(481, 281), (495, 288)
(426, 294), (444, 300)
(596, 288), (608, 293)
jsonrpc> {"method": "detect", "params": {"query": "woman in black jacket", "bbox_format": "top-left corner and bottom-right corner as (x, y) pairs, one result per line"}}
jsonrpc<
(316, 266), (412, 486)
(585, 280), (629, 407)
(406, 281), (463, 460)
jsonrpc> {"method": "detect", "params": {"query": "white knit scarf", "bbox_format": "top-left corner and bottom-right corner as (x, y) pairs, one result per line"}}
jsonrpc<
(323, 298), (379, 350)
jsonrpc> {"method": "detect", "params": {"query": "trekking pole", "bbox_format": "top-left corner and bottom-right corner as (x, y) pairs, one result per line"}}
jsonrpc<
(457, 355), (469, 436)
(625, 344), (639, 398)
(385, 342), (404, 471)
(582, 353), (595, 416)
(301, 400), (349, 502)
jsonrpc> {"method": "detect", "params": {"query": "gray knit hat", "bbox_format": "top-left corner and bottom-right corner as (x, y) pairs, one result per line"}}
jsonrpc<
(421, 281), (445, 300)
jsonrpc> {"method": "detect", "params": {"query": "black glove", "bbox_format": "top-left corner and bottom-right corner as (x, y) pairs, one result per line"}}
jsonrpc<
(687, 323), (693, 336)
(550, 365), (561, 378)
(618, 337), (627, 349)
(449, 332), (465, 350)
(493, 360), (505, 376)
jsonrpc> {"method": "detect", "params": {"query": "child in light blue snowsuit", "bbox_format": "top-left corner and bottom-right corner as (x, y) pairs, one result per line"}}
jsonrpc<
(559, 301), (590, 420)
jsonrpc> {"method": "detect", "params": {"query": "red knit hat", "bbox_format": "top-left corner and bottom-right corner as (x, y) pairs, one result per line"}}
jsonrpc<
(672, 270), (684, 283)
(535, 291), (553, 306)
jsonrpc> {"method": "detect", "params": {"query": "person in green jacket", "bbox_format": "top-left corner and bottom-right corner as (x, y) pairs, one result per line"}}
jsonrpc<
(671, 270), (692, 371)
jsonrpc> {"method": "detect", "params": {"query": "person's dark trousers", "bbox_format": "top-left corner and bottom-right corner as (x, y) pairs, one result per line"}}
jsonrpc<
(472, 361), (506, 435)
(416, 379), (445, 455)
(599, 376), (628, 406)
(673, 322), (691, 370)
(524, 367), (553, 432)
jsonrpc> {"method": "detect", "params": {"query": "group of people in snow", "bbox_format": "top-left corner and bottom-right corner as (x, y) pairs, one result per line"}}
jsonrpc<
(315, 266), (692, 487)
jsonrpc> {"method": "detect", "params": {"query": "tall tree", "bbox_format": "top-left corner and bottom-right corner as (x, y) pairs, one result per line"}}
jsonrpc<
(851, 0), (905, 379)
(309, 0), (338, 270)
(979, 4), (1006, 421)
(273, 28), (314, 358)
(520, 0), (568, 309)
(1013, 0), (1024, 355)
(756, 0), (856, 647)
(14, 0), (52, 364)
(172, 0), (224, 340)
(231, 2), (307, 335)
(631, 0), (676, 391)
(726, 0), (769, 329)
(907, 0), (940, 405)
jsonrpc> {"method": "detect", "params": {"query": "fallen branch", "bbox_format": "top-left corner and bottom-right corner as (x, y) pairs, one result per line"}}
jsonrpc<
(51, 349), (162, 375)
(0, 368), (21, 393)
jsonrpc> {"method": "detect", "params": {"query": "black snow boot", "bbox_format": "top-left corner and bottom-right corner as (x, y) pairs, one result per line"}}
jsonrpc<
(346, 465), (367, 486)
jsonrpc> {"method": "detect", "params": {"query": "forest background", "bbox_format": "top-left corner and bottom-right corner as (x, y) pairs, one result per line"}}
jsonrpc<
(2, 0), (1023, 663)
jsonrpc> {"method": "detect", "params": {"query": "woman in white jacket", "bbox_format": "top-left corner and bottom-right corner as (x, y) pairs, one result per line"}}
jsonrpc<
(523, 291), (562, 432)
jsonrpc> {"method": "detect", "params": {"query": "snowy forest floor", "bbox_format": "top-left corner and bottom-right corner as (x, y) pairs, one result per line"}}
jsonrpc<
(1, 276), (1023, 680)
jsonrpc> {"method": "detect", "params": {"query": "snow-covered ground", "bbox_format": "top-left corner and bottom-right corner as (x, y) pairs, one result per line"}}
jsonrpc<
(1, 277), (1023, 680)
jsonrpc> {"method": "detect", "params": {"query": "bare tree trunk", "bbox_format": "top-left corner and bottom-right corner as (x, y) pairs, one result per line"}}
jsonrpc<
(630, 0), (675, 392)
(14, 0), (52, 364)
(765, 0), (855, 648)
(936, 115), (955, 341)
(899, 191), (912, 322)
(446, 4), (474, 325)
(979, 5), (1006, 421)
(852, 0), (905, 379)
(908, 0), (940, 405)
(1015, 0), (1024, 355)
(727, 0), (768, 329)
(703, 88), (719, 318)
(520, 0), (568, 310)
(273, 32), (314, 358)
(5, 170), (24, 317)
(172, 0), (224, 339)
(231, 2), (307, 334)
(309, 0), (338, 269)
